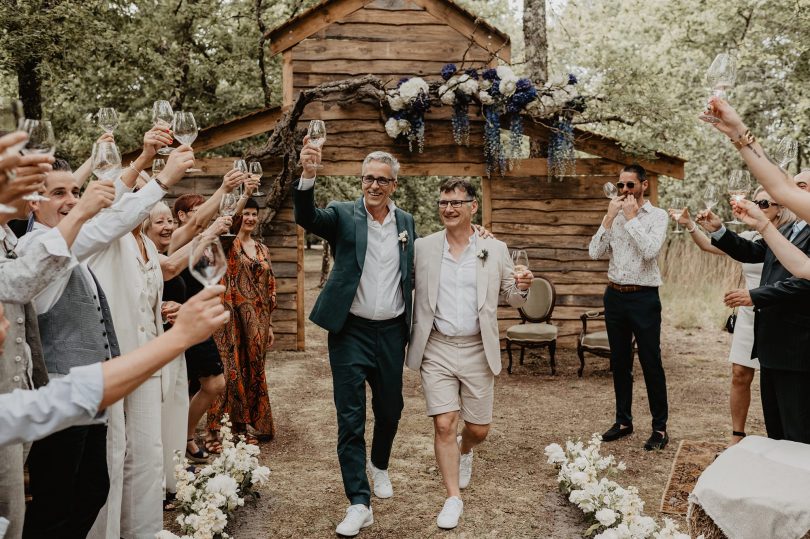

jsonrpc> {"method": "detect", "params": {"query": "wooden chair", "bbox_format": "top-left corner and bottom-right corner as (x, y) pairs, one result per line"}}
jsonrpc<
(505, 277), (558, 374)
(576, 310), (635, 377)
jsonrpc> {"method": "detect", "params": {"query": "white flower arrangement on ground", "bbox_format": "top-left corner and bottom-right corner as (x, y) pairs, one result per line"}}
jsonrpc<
(158, 414), (271, 539)
(545, 435), (700, 539)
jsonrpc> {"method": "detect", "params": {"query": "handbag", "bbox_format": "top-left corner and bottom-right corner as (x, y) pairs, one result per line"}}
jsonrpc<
(725, 310), (737, 333)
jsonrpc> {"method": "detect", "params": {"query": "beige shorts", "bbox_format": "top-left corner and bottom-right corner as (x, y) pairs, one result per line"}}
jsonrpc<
(420, 330), (494, 425)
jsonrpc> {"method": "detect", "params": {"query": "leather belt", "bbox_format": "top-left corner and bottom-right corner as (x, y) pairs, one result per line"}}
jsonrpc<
(607, 281), (657, 293)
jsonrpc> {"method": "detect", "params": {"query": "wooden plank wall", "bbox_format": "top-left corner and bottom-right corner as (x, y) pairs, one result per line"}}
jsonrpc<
(165, 168), (300, 351)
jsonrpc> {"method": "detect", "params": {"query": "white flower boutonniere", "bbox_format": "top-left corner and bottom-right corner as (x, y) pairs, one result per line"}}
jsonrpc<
(477, 249), (488, 262)
(399, 230), (409, 251)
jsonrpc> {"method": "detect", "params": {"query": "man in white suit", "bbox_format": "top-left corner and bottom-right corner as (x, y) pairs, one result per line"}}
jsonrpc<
(406, 178), (533, 530)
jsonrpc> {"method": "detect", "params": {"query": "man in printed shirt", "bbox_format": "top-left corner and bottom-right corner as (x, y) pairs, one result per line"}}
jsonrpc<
(588, 164), (670, 451)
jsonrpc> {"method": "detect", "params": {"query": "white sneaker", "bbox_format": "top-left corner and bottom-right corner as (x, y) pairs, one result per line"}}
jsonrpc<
(367, 460), (393, 499)
(458, 435), (473, 489)
(436, 496), (464, 529)
(336, 504), (373, 537)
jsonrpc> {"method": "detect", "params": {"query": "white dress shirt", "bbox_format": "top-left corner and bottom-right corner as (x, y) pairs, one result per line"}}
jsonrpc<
(588, 201), (668, 287)
(298, 177), (405, 321)
(0, 363), (105, 448)
(434, 232), (480, 336)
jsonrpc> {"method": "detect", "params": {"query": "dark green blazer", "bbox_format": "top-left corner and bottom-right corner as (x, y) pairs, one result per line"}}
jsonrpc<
(293, 185), (415, 334)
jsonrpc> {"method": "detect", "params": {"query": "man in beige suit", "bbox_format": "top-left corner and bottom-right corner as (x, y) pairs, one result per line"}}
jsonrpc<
(406, 178), (533, 530)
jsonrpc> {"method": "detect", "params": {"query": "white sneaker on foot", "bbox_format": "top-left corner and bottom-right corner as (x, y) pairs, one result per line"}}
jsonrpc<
(436, 496), (464, 529)
(458, 435), (473, 489)
(336, 504), (373, 537)
(367, 460), (393, 499)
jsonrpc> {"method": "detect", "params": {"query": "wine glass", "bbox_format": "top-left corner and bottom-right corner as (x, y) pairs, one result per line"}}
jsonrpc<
(151, 158), (165, 178)
(726, 170), (751, 225)
(172, 111), (198, 147)
(233, 159), (248, 196)
(703, 184), (719, 211)
(219, 192), (239, 237)
(97, 107), (118, 134)
(307, 120), (326, 169)
(603, 182), (618, 199)
(670, 197), (685, 234)
(698, 53), (737, 124)
(90, 141), (124, 212)
(511, 249), (529, 279)
(0, 98), (25, 212)
(249, 161), (264, 196)
(18, 119), (56, 202)
(152, 100), (174, 155)
(775, 136), (798, 170)
(188, 234), (227, 288)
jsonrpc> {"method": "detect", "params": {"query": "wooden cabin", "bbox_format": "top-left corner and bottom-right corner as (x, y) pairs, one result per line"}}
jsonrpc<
(152, 0), (684, 351)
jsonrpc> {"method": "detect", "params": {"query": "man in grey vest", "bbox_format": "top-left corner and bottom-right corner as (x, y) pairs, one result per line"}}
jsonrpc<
(17, 152), (183, 537)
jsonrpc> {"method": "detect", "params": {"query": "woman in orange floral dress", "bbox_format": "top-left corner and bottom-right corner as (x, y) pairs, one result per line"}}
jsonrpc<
(208, 198), (276, 443)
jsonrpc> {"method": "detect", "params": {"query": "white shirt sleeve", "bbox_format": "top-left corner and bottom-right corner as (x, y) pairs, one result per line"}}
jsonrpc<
(588, 224), (612, 260)
(3, 227), (75, 306)
(0, 363), (105, 447)
(297, 176), (316, 190)
(710, 225), (728, 241)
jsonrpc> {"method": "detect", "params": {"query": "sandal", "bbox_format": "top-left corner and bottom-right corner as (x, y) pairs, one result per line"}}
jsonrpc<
(234, 431), (259, 445)
(204, 438), (223, 454)
(163, 493), (177, 512)
(186, 438), (210, 464)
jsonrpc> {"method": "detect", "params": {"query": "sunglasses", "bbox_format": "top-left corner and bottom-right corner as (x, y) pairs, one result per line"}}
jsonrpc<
(361, 175), (394, 187)
(616, 182), (636, 189)
(754, 199), (779, 209)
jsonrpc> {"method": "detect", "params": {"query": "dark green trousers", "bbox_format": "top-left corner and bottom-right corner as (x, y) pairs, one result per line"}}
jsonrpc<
(328, 313), (407, 506)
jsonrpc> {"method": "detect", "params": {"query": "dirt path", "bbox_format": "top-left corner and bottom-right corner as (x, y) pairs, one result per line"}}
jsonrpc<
(220, 249), (761, 538)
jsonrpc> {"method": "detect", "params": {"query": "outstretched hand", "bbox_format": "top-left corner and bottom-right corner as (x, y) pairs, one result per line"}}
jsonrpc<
(731, 199), (769, 231)
(700, 97), (746, 139)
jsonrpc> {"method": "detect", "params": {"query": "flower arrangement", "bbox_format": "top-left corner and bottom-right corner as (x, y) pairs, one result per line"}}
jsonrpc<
(158, 414), (271, 539)
(545, 435), (698, 539)
(384, 77), (431, 153)
(476, 248), (488, 262)
(398, 230), (409, 250)
(438, 64), (479, 146)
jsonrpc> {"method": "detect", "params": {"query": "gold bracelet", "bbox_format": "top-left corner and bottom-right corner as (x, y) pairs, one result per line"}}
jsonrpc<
(731, 129), (756, 150)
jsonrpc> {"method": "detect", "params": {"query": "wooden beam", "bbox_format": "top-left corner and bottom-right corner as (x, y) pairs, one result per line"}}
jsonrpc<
(267, 0), (372, 56)
(647, 173), (659, 206)
(296, 225), (306, 351)
(481, 175), (492, 230)
(283, 50), (294, 107)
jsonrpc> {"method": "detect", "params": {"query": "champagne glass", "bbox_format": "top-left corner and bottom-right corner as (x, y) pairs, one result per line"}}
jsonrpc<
(90, 141), (124, 212)
(151, 158), (165, 178)
(307, 120), (326, 169)
(670, 197), (685, 234)
(97, 107), (118, 134)
(219, 192), (239, 237)
(511, 249), (529, 279)
(0, 98), (24, 212)
(188, 234), (227, 287)
(703, 184), (719, 211)
(775, 136), (798, 170)
(249, 161), (264, 196)
(698, 53), (737, 124)
(603, 182), (618, 199)
(233, 159), (248, 196)
(18, 119), (56, 202)
(152, 100), (174, 155)
(726, 170), (751, 225)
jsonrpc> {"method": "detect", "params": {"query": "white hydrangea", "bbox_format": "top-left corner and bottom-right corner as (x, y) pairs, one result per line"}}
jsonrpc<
(478, 91), (494, 105)
(479, 78), (492, 91)
(385, 117), (402, 138)
(499, 76), (518, 97)
(397, 119), (411, 134)
(595, 508), (618, 527)
(439, 85), (456, 105)
(387, 94), (406, 111)
(398, 77), (428, 101)
(459, 77), (478, 95)
(496, 65), (515, 80)
(544, 443), (566, 464)
(251, 466), (270, 486)
(205, 474), (238, 497)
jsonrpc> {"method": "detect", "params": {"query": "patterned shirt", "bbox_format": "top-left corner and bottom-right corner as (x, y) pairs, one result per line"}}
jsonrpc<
(588, 201), (668, 287)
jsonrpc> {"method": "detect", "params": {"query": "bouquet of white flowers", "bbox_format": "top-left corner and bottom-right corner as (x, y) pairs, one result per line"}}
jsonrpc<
(384, 77), (430, 152)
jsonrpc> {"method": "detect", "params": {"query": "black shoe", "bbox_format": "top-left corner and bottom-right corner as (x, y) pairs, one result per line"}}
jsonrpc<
(644, 431), (669, 451)
(602, 423), (633, 442)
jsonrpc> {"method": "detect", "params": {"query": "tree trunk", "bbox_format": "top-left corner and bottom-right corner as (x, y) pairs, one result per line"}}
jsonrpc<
(318, 241), (330, 288)
(255, 0), (272, 107)
(17, 56), (43, 119)
(523, 0), (548, 84)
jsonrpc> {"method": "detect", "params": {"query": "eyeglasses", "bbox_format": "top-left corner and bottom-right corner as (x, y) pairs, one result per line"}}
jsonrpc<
(754, 199), (779, 209)
(616, 182), (636, 189)
(438, 199), (474, 209)
(361, 175), (394, 187)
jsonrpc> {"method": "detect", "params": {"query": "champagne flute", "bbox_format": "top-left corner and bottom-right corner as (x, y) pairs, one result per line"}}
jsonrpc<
(249, 161), (264, 196)
(726, 170), (751, 225)
(18, 119), (56, 201)
(0, 98), (24, 212)
(152, 100), (174, 155)
(511, 249), (529, 279)
(703, 184), (719, 211)
(775, 136), (798, 170)
(670, 197), (685, 234)
(97, 107), (118, 134)
(233, 159), (248, 197)
(90, 141), (124, 213)
(188, 234), (227, 287)
(219, 192), (239, 237)
(151, 158), (165, 178)
(698, 53), (737, 124)
(603, 182), (618, 199)
(307, 120), (326, 169)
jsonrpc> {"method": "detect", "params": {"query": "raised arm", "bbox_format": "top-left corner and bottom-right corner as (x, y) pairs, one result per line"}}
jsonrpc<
(160, 216), (232, 280)
(589, 196), (624, 259)
(499, 243), (531, 307)
(670, 207), (725, 255)
(73, 133), (115, 186)
(119, 127), (174, 189)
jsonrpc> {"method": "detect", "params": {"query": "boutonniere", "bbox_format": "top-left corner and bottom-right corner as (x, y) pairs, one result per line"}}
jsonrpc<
(398, 230), (409, 251)
(477, 248), (488, 262)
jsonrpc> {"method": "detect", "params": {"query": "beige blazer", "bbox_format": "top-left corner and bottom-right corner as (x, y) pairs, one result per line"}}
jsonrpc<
(406, 231), (527, 375)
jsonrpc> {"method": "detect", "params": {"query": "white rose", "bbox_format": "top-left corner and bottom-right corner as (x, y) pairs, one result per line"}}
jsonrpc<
(460, 78), (478, 95)
(478, 90), (494, 105)
(499, 77), (518, 97)
(251, 466), (271, 486)
(544, 443), (566, 464)
(385, 117), (402, 138)
(570, 471), (589, 486)
(595, 508), (617, 527)
(388, 94), (406, 111)
(496, 65), (515, 80)
(439, 85), (456, 105)
(399, 77), (428, 101)
(479, 78), (492, 90)
(205, 474), (238, 497)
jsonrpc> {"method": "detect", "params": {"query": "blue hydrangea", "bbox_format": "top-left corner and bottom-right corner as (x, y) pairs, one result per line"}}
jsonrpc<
(464, 68), (479, 80)
(441, 64), (457, 81)
(397, 77), (410, 88)
(482, 68), (498, 81)
(516, 78), (533, 92)
(568, 73), (578, 85)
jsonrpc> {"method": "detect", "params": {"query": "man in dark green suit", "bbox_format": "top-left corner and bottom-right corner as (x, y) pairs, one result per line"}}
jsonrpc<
(294, 139), (415, 537)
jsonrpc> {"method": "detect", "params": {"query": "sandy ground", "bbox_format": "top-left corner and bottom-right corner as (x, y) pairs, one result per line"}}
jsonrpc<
(173, 248), (763, 538)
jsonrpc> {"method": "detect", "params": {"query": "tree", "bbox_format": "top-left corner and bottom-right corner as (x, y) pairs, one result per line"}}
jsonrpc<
(522, 0), (548, 83)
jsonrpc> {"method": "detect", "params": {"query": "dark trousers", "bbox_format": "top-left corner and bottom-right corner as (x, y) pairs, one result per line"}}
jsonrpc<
(23, 424), (109, 539)
(760, 367), (810, 443)
(604, 286), (668, 432)
(328, 314), (407, 507)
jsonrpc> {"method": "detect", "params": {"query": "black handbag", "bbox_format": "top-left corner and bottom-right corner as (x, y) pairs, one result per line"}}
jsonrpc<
(725, 310), (737, 333)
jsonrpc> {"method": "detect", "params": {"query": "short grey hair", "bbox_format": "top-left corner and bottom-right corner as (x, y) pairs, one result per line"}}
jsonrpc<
(362, 151), (400, 179)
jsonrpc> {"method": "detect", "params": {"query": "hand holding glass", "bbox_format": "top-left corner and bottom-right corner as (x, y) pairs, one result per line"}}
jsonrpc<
(248, 161), (264, 196)
(703, 184), (719, 211)
(18, 119), (56, 202)
(306, 120), (326, 169)
(670, 197), (685, 234)
(189, 235), (227, 288)
(152, 100), (175, 155)
(699, 53), (737, 124)
(511, 249), (529, 279)
(726, 170), (751, 225)
(603, 182), (618, 199)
